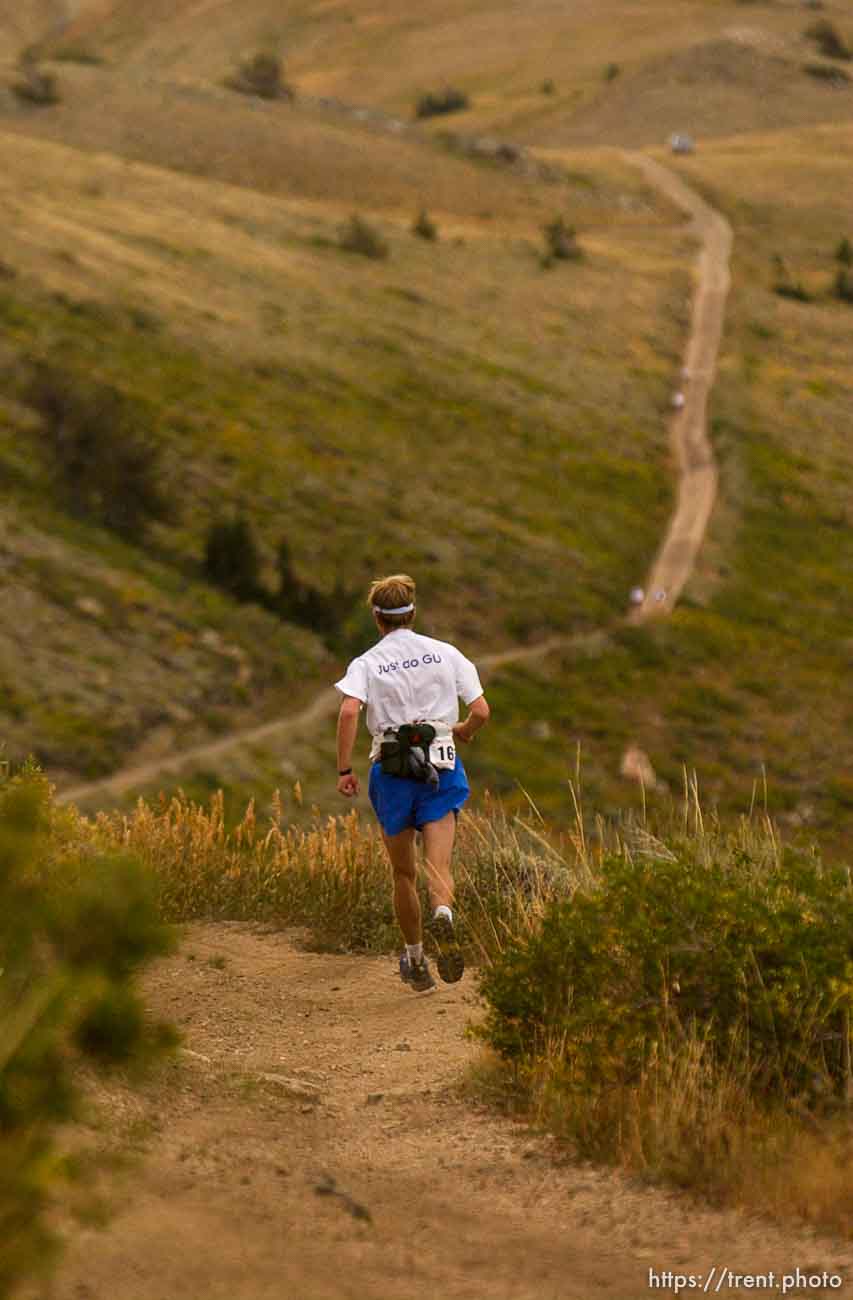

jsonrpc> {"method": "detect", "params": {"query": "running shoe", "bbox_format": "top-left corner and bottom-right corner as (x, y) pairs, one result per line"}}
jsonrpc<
(399, 952), (436, 993)
(428, 913), (464, 984)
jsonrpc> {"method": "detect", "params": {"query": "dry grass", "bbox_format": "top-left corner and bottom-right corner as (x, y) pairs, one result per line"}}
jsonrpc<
(63, 786), (578, 958)
(0, 127), (684, 392)
(24, 0), (849, 146)
(484, 1025), (853, 1239)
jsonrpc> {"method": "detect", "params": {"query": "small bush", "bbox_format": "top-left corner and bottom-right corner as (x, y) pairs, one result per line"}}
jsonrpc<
(52, 45), (103, 65)
(835, 236), (852, 266)
(803, 61), (850, 83)
(25, 362), (174, 539)
(204, 515), (263, 602)
(338, 215), (389, 260)
(226, 51), (293, 100)
(541, 78), (556, 95)
(833, 267), (853, 303)
(804, 18), (851, 60)
(11, 62), (60, 106)
(415, 87), (470, 119)
(0, 771), (174, 1297)
(603, 62), (621, 81)
(412, 209), (438, 241)
(773, 281), (812, 302)
(276, 539), (351, 644)
(542, 216), (582, 265)
(478, 840), (853, 1098)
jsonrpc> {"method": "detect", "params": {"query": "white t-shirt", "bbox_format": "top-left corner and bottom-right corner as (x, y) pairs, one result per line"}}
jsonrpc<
(335, 629), (483, 742)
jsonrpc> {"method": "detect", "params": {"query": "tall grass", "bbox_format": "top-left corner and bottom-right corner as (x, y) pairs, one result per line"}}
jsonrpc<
(71, 789), (579, 956)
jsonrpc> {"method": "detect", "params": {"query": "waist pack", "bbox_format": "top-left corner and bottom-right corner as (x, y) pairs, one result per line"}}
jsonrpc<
(380, 723), (439, 789)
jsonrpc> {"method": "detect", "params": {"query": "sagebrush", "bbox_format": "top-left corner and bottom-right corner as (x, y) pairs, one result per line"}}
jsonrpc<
(0, 770), (174, 1299)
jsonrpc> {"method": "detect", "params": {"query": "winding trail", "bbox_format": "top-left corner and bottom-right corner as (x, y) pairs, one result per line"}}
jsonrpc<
(623, 152), (732, 622)
(57, 152), (731, 810)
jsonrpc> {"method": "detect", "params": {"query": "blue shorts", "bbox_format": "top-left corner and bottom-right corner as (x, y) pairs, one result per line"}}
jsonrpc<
(368, 758), (470, 837)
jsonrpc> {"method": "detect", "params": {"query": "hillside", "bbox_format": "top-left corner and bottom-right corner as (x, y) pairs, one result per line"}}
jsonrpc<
(19, 0), (853, 145)
(481, 124), (853, 850)
(0, 0), (852, 852)
(0, 116), (688, 790)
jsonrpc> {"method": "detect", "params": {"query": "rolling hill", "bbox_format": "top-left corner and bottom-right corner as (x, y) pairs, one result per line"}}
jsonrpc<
(0, 0), (851, 852)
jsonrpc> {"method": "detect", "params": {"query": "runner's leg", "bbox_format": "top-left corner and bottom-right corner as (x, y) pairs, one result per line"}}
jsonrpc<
(382, 827), (421, 944)
(421, 812), (464, 983)
(420, 811), (457, 912)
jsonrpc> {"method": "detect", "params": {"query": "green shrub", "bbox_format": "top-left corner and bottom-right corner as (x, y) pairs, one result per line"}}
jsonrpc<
(603, 62), (621, 81)
(542, 217), (582, 265)
(204, 515), (263, 602)
(0, 770), (174, 1298)
(773, 281), (812, 302)
(541, 78), (556, 95)
(52, 45), (104, 65)
(804, 18), (851, 60)
(275, 539), (352, 645)
(833, 267), (853, 303)
(835, 236), (852, 266)
(412, 209), (438, 241)
(338, 215), (389, 260)
(478, 840), (853, 1098)
(415, 87), (470, 119)
(803, 61), (850, 83)
(25, 363), (174, 539)
(226, 51), (293, 100)
(11, 62), (60, 106)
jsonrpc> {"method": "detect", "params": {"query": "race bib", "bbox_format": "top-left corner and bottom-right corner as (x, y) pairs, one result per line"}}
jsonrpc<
(429, 734), (457, 770)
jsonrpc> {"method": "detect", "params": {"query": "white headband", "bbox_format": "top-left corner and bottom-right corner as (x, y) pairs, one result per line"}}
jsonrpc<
(374, 603), (414, 615)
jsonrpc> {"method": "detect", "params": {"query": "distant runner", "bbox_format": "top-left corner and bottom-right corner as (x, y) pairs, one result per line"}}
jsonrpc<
(334, 574), (490, 993)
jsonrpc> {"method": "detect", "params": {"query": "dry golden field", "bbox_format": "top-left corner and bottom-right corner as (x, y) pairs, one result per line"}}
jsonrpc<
(17, 0), (852, 144)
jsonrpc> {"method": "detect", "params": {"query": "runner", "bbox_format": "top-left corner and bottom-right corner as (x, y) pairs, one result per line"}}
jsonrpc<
(334, 574), (490, 993)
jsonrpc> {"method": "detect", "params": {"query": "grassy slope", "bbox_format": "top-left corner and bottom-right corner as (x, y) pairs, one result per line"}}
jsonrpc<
(1, 1), (851, 848)
(480, 124), (853, 854)
(38, 0), (853, 141)
(0, 123), (688, 787)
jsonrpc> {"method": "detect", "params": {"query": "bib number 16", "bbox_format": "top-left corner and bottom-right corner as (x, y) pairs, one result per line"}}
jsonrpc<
(435, 743), (455, 763)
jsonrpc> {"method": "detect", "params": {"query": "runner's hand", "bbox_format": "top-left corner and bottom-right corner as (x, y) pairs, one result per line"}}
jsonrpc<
(337, 772), (360, 797)
(452, 724), (471, 745)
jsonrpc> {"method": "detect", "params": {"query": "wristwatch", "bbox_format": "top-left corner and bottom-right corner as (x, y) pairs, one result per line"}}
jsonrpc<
(338, 767), (353, 776)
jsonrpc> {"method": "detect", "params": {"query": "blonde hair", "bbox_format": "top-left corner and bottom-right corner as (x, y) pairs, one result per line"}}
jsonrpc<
(367, 573), (416, 629)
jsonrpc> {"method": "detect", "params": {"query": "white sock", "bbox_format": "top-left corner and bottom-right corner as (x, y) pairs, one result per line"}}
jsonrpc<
(406, 942), (423, 964)
(434, 905), (453, 925)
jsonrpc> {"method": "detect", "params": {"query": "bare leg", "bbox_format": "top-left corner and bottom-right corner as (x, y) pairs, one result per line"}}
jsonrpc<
(382, 827), (421, 944)
(420, 812), (457, 913)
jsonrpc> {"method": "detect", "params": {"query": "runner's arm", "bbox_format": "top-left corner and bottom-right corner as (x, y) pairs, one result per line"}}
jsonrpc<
(336, 695), (362, 796)
(452, 694), (490, 744)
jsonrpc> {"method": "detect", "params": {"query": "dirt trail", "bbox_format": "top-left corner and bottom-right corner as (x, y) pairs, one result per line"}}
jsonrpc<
(57, 153), (730, 811)
(55, 637), (595, 808)
(40, 924), (852, 1300)
(622, 152), (732, 622)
